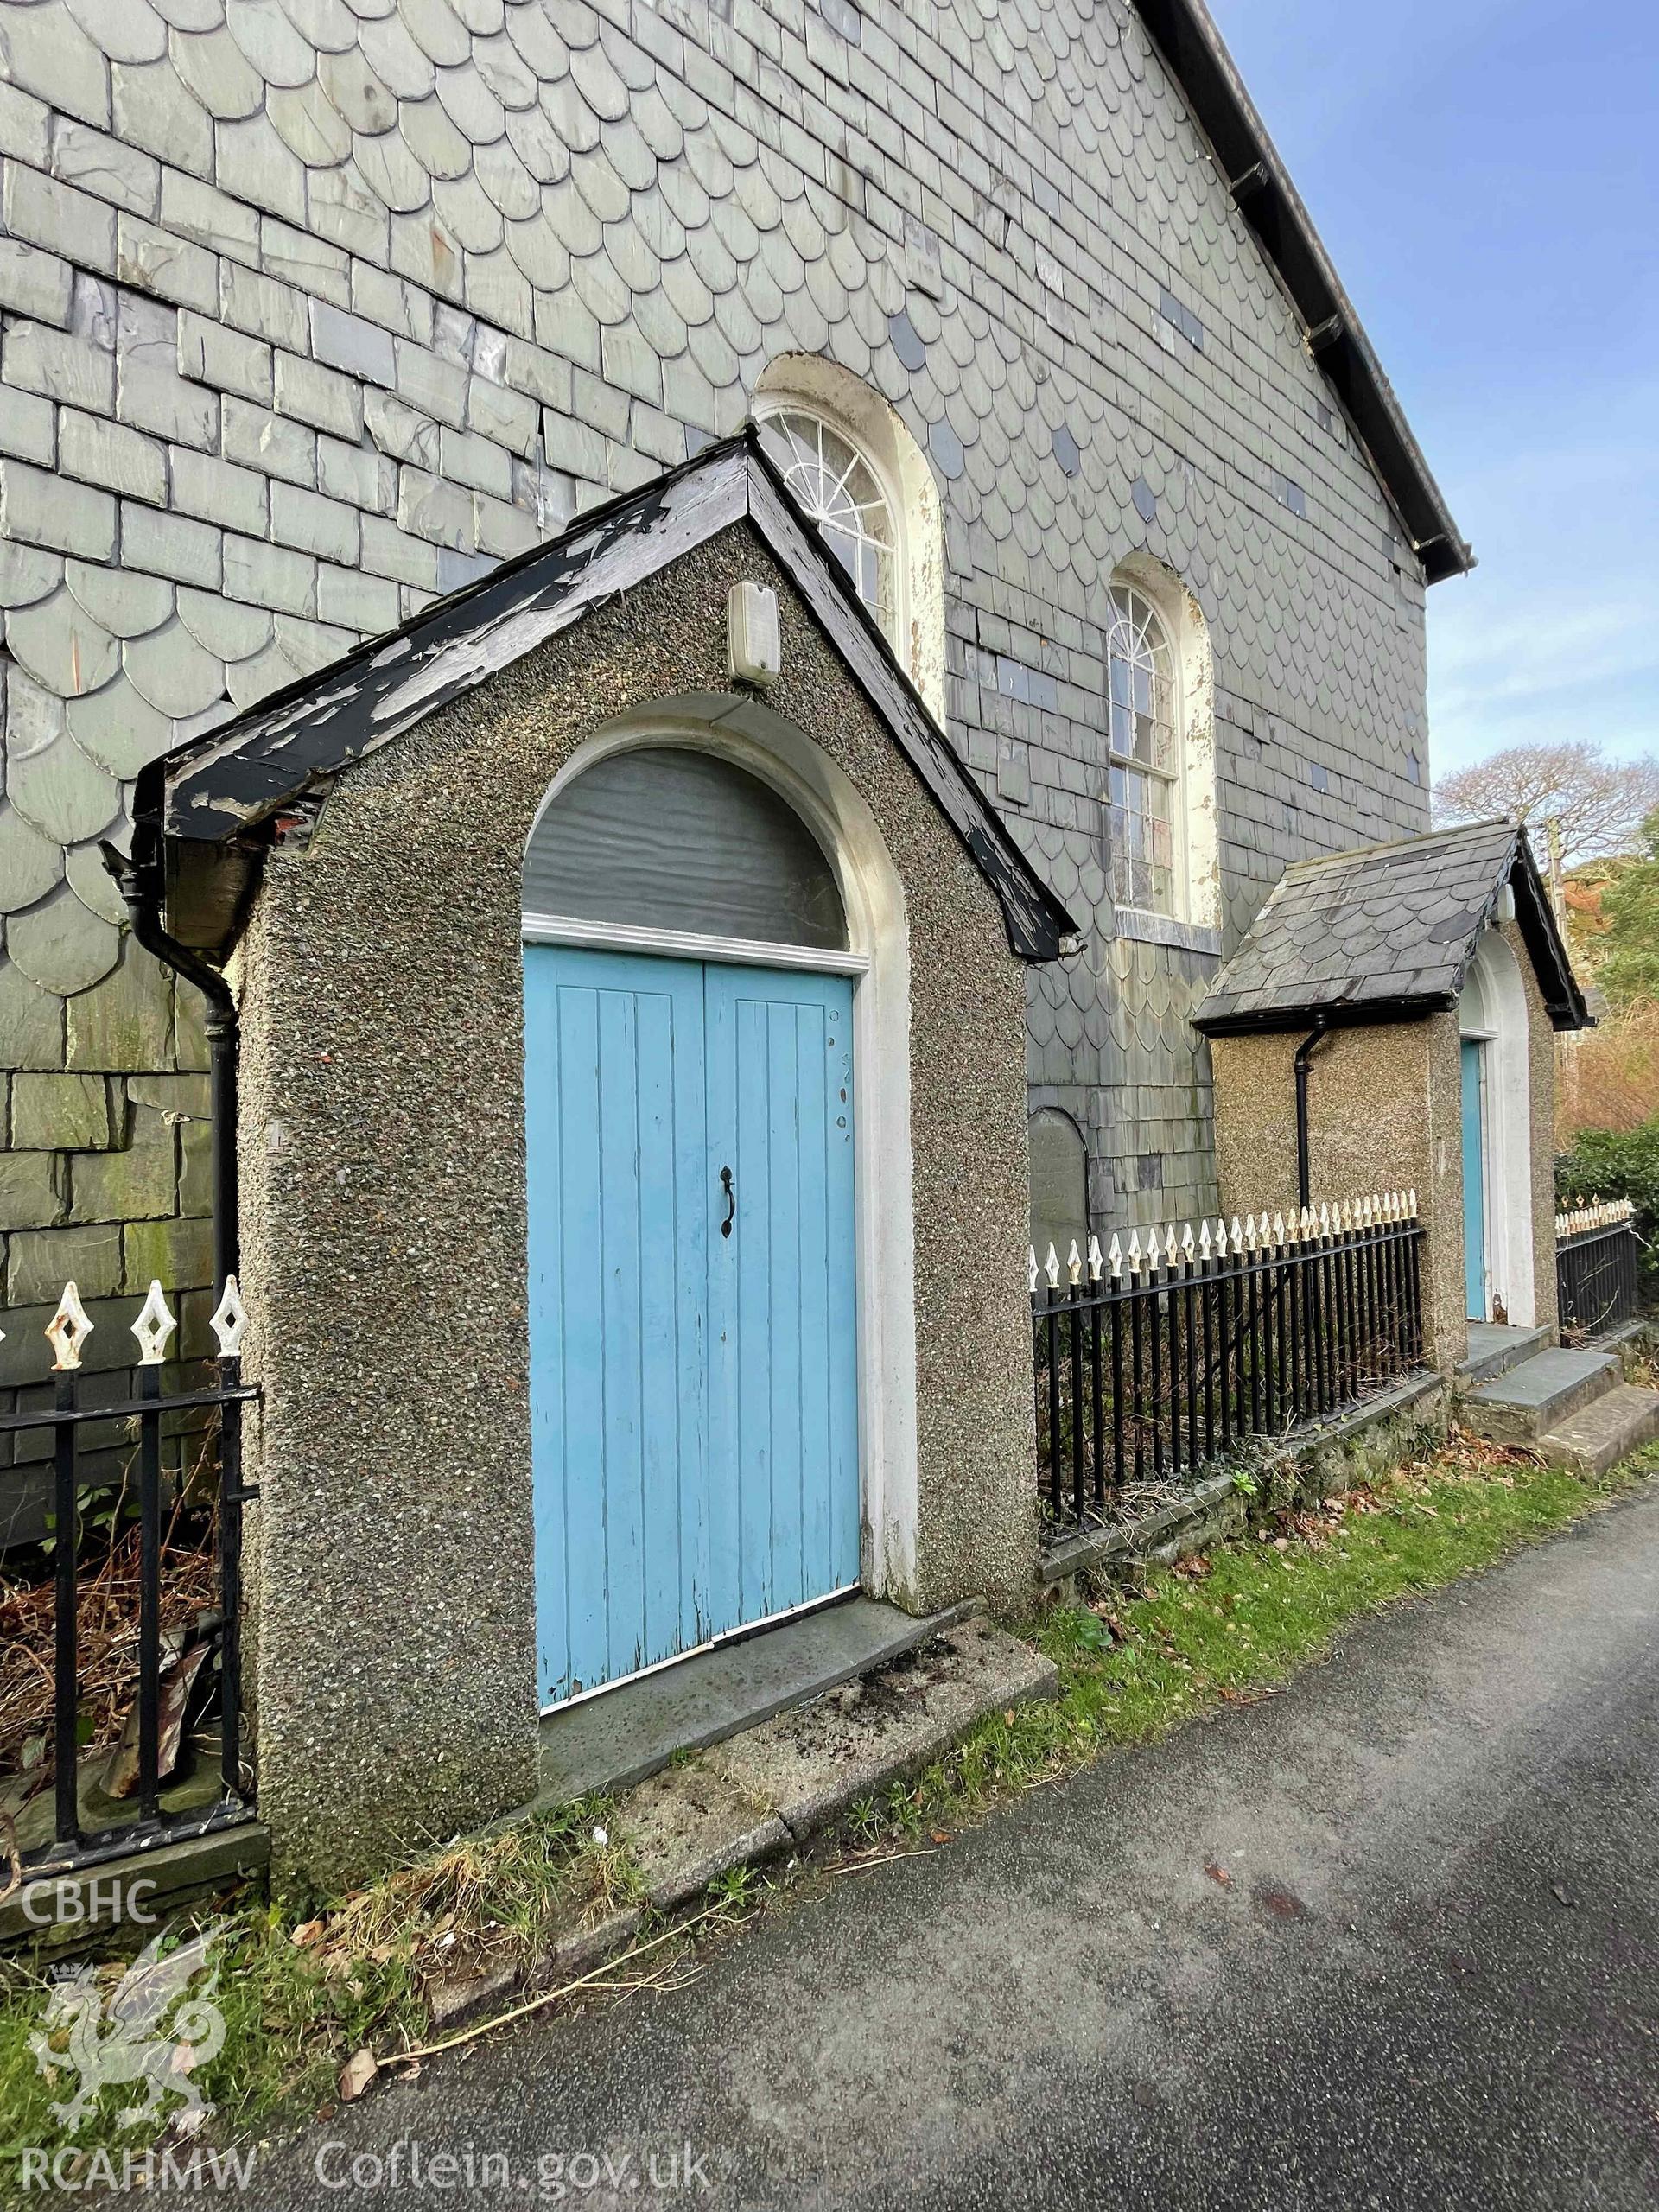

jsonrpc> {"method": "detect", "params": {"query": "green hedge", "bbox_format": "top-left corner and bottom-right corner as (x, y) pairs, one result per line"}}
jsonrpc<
(1556, 1122), (1659, 1282)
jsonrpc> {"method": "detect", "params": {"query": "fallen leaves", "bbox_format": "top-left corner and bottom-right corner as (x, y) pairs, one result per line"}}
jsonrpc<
(338, 2048), (378, 2103)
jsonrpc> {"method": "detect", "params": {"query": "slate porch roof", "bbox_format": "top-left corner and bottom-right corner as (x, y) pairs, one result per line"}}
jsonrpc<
(1192, 820), (1589, 1036)
(124, 430), (1079, 967)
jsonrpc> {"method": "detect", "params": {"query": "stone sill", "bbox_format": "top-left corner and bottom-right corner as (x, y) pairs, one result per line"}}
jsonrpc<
(1039, 1369), (1447, 1588)
(1112, 907), (1224, 957)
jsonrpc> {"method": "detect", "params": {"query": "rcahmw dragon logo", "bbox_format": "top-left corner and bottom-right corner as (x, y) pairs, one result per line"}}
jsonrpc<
(30, 1927), (226, 2135)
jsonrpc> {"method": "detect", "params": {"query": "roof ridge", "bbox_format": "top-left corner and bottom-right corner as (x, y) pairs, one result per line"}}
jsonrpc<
(1279, 817), (1517, 881)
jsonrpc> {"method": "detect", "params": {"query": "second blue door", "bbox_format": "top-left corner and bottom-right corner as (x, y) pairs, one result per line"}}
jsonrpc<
(1461, 1038), (1488, 1320)
(525, 946), (859, 1707)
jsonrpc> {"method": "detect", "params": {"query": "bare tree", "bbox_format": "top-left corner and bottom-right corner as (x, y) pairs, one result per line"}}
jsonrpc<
(1433, 741), (1659, 869)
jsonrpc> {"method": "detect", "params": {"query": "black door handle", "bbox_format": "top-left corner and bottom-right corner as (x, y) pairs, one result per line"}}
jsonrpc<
(720, 1166), (735, 1237)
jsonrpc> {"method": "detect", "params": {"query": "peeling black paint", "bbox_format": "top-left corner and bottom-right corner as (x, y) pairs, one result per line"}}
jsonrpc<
(141, 429), (1079, 967)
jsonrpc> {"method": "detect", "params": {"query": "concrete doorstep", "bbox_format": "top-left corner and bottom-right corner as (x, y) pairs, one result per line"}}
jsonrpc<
(423, 1618), (1057, 2035)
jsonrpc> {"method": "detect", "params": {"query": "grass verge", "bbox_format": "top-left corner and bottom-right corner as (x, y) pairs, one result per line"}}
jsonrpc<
(0, 1430), (1650, 2193)
(845, 1431), (1656, 1843)
(0, 1792), (643, 2201)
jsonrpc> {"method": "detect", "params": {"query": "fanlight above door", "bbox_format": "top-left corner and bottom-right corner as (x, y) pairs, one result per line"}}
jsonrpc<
(524, 746), (848, 951)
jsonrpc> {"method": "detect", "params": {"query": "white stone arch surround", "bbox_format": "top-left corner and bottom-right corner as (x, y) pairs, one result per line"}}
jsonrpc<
(521, 697), (922, 1608)
(752, 353), (947, 726)
(1459, 925), (1537, 1327)
(1109, 550), (1220, 934)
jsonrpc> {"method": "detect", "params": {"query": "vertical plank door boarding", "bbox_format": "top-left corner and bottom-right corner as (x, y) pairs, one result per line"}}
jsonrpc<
(525, 946), (859, 1708)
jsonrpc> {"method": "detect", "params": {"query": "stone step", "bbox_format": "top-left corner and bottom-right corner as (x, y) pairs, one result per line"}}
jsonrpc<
(532, 1592), (982, 1811)
(1462, 1346), (1621, 1444)
(1457, 1321), (1554, 1385)
(1539, 1385), (1659, 1478)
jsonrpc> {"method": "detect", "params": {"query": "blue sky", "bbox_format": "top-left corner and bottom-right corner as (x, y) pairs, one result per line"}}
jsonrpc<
(1207, 0), (1659, 780)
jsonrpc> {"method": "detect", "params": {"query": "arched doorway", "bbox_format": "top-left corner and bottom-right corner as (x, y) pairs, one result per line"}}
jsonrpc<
(1459, 928), (1537, 1326)
(521, 741), (871, 1708)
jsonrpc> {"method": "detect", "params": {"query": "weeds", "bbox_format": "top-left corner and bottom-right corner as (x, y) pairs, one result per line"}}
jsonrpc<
(705, 1866), (761, 1911)
(0, 1794), (639, 2196)
(827, 1432), (1657, 1850)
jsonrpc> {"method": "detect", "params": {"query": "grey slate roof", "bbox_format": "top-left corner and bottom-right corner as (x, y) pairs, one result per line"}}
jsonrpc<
(1192, 820), (1589, 1034)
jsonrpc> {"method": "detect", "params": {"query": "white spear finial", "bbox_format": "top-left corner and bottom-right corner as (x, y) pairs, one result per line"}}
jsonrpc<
(1230, 1217), (1243, 1253)
(1108, 1232), (1123, 1281)
(1181, 1221), (1196, 1263)
(1319, 1200), (1331, 1236)
(1128, 1229), (1143, 1274)
(1272, 1210), (1286, 1245)
(1067, 1238), (1083, 1287)
(210, 1275), (248, 1358)
(1028, 1243), (1039, 1294)
(47, 1284), (93, 1371)
(1044, 1243), (1061, 1291)
(1086, 1233), (1103, 1283)
(131, 1281), (176, 1367)
(1200, 1220), (1212, 1260)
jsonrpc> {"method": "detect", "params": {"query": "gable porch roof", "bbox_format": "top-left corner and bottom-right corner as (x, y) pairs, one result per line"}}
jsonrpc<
(127, 431), (1079, 966)
(1192, 820), (1589, 1035)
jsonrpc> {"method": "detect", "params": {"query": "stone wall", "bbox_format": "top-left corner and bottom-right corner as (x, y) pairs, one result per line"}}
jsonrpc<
(1211, 1014), (1469, 1375)
(0, 0), (1434, 1376)
(0, 957), (213, 1535)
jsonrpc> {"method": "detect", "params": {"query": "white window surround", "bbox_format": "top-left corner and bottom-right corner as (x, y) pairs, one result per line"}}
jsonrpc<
(1105, 552), (1219, 936)
(753, 353), (947, 724)
(1106, 582), (1183, 916)
(523, 698), (923, 1611)
(1459, 925), (1537, 1328)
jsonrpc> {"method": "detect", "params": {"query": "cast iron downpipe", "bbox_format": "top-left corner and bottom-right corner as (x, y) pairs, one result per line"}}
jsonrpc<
(101, 842), (238, 1299)
(1293, 1014), (1332, 1213)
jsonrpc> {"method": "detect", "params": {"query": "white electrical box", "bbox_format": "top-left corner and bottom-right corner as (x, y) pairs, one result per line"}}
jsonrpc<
(728, 581), (781, 689)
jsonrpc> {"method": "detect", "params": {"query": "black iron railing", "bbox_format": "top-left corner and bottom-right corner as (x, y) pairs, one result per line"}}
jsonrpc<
(1032, 1194), (1426, 1529)
(1555, 1199), (1641, 1341)
(1, 1277), (257, 1875)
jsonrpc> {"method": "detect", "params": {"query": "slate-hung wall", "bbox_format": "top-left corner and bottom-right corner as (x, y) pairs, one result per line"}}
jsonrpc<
(0, 0), (1431, 1345)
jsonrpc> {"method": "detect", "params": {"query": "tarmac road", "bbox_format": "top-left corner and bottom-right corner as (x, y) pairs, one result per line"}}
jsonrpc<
(243, 1476), (1659, 2211)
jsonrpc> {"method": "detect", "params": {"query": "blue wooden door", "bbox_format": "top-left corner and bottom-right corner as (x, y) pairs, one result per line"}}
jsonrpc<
(525, 946), (858, 1707)
(524, 948), (709, 1706)
(705, 966), (860, 1634)
(1461, 1038), (1488, 1320)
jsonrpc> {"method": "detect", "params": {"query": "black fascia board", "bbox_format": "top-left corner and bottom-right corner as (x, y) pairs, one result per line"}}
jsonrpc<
(1193, 994), (1457, 1039)
(1131, 0), (1472, 582)
(139, 429), (1079, 964)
